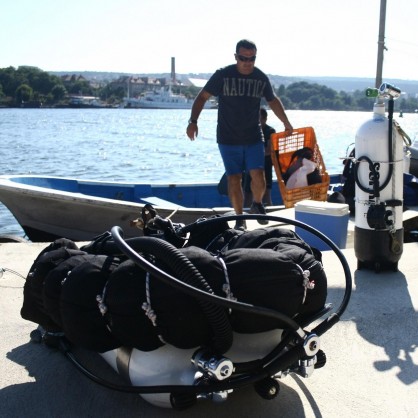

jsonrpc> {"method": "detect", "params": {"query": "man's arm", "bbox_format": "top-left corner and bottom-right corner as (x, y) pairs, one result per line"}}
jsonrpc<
(186, 89), (212, 141)
(268, 96), (293, 134)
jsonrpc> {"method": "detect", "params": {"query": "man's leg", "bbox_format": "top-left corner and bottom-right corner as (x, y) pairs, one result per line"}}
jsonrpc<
(263, 188), (272, 206)
(263, 156), (273, 205)
(249, 168), (268, 224)
(249, 168), (266, 204)
(218, 143), (247, 229)
(243, 172), (253, 208)
(227, 173), (244, 215)
(246, 142), (266, 206)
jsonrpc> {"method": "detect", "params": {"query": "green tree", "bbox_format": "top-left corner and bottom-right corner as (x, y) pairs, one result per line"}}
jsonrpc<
(278, 81), (372, 110)
(304, 96), (322, 110)
(0, 66), (68, 105)
(31, 71), (57, 94)
(67, 79), (93, 95)
(352, 90), (372, 110)
(99, 84), (125, 101)
(173, 85), (200, 99)
(0, 66), (19, 97)
(397, 96), (418, 113)
(339, 91), (354, 107)
(286, 82), (319, 103)
(15, 83), (33, 103)
(277, 84), (286, 96)
(51, 84), (67, 101)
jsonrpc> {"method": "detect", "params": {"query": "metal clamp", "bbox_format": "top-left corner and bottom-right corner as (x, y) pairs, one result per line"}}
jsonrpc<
(192, 349), (234, 381)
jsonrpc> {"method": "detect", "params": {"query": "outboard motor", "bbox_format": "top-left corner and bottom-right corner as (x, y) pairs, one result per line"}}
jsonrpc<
(354, 83), (404, 272)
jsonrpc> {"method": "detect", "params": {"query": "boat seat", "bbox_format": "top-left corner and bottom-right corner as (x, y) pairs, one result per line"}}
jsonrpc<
(140, 196), (186, 209)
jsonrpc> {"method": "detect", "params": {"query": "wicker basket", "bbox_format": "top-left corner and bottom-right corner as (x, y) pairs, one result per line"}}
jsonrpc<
(271, 127), (329, 208)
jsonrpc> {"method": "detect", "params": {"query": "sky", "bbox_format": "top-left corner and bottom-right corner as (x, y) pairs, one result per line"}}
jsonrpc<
(1, 0), (417, 81)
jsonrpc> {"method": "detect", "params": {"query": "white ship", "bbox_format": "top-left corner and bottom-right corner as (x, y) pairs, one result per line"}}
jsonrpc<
(122, 57), (217, 109)
(123, 87), (217, 109)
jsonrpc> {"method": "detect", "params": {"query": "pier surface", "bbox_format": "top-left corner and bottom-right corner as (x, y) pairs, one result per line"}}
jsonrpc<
(0, 240), (417, 418)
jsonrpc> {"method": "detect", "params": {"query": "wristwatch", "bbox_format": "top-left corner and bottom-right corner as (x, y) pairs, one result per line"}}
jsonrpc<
(188, 118), (198, 124)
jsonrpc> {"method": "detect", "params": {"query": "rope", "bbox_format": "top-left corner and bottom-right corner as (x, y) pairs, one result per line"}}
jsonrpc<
(295, 264), (315, 304)
(141, 269), (166, 344)
(216, 256), (236, 302)
(393, 119), (412, 147)
(0, 266), (26, 280)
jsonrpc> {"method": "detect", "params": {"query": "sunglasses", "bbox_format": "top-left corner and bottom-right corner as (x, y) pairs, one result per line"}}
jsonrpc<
(237, 54), (256, 62)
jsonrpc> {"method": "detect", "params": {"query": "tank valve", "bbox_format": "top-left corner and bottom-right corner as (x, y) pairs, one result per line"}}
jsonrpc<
(379, 83), (401, 99)
(192, 349), (234, 381)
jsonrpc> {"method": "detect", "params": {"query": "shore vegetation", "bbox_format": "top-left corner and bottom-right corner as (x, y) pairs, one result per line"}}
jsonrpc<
(1, 66), (417, 112)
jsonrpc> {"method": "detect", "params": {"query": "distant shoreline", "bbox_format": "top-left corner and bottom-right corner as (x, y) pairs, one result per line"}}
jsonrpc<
(48, 71), (418, 95)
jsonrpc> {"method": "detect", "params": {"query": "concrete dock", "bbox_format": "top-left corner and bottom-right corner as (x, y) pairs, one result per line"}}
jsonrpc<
(0, 238), (417, 418)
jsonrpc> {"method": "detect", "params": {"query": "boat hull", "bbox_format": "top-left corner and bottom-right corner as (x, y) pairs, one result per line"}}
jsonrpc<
(0, 175), (282, 242)
(123, 98), (216, 110)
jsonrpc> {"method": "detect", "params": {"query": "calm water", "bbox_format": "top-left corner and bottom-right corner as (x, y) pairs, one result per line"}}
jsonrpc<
(1, 108), (417, 237)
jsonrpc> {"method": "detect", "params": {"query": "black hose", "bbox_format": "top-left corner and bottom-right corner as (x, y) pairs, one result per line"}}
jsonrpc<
(109, 230), (233, 354)
(354, 97), (394, 198)
(385, 97), (395, 191)
(354, 155), (381, 197)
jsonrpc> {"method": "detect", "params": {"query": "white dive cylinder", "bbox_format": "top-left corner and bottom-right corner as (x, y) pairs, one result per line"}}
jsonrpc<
(100, 329), (283, 408)
(354, 83), (404, 272)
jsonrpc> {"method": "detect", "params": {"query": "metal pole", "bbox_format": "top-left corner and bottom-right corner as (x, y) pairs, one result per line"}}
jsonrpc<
(375, 0), (387, 88)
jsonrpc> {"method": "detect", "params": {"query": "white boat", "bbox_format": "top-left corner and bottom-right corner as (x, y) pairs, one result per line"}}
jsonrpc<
(123, 87), (217, 109)
(0, 175), (285, 242)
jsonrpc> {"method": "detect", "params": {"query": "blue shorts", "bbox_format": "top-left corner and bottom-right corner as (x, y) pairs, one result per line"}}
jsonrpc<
(218, 142), (265, 175)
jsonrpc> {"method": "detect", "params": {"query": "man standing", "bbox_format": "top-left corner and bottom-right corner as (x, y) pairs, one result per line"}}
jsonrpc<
(260, 107), (276, 206)
(186, 39), (293, 229)
(244, 107), (276, 207)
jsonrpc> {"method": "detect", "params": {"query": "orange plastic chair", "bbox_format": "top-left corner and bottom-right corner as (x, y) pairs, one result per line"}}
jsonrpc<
(271, 127), (330, 208)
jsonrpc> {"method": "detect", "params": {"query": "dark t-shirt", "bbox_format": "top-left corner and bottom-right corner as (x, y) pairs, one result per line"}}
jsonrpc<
(204, 65), (275, 145)
(262, 123), (276, 151)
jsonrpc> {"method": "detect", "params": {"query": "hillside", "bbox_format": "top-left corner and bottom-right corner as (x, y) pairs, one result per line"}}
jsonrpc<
(285, 76), (418, 96)
(49, 71), (418, 96)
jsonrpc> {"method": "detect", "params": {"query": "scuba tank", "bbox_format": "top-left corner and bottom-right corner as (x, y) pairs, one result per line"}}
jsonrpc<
(100, 330), (283, 408)
(354, 83), (404, 272)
